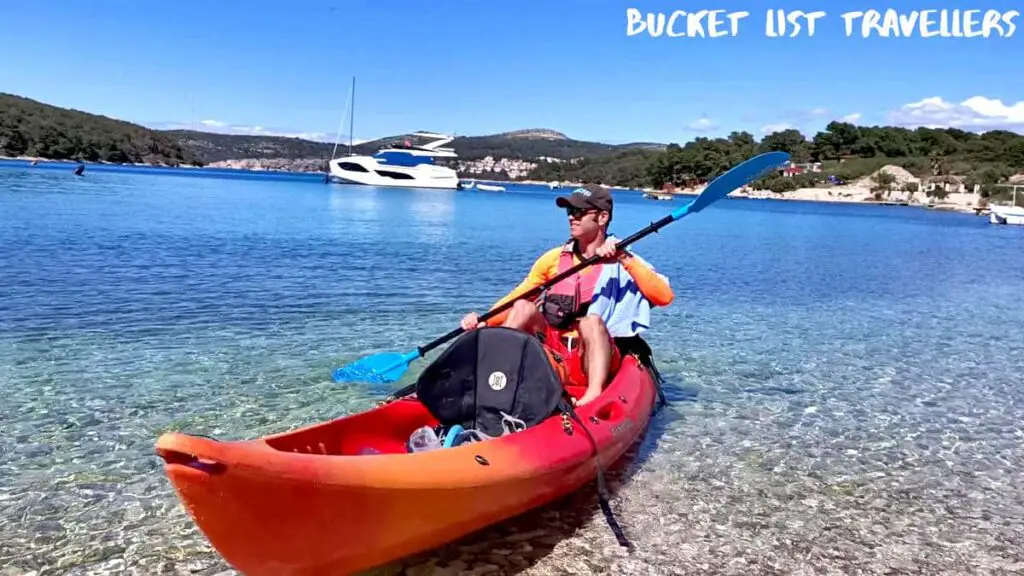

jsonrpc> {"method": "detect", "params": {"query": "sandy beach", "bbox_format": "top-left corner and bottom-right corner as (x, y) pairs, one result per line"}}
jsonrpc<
(646, 163), (995, 215)
(731, 186), (984, 213)
(523, 173), (988, 215)
(630, 184), (986, 215)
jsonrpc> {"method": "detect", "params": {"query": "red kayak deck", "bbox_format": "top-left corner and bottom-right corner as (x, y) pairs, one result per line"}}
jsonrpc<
(155, 354), (657, 575)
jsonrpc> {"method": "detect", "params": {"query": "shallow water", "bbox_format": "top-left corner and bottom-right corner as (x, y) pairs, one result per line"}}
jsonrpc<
(1, 166), (1023, 575)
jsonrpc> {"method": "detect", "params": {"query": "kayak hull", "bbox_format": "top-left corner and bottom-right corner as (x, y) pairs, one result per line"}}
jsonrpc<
(155, 354), (657, 575)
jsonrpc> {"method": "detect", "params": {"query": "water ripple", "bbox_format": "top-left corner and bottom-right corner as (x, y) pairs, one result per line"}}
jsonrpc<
(2, 167), (1023, 574)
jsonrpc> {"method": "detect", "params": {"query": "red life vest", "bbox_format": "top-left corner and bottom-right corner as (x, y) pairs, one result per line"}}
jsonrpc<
(540, 240), (605, 331)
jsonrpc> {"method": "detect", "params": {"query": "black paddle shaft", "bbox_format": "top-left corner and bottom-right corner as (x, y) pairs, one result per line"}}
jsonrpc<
(417, 212), (677, 357)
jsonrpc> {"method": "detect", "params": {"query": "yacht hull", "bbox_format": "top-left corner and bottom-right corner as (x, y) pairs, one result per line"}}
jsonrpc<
(989, 205), (1024, 226)
(328, 158), (459, 190)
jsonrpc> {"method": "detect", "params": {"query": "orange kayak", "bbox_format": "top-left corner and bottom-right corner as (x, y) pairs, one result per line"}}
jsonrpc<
(155, 352), (657, 575)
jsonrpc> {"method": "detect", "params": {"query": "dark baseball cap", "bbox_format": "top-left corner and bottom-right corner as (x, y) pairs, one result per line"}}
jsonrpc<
(555, 184), (613, 212)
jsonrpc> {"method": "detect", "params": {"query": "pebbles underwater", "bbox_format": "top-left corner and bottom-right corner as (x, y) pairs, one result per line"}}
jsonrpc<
(2, 170), (1023, 575)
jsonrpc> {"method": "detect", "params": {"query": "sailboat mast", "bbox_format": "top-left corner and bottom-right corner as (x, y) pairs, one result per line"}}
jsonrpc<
(348, 76), (355, 156)
(328, 76), (355, 161)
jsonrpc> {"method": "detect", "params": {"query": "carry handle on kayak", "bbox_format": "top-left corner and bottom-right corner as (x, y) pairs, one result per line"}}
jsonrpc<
(157, 448), (228, 475)
(156, 433), (230, 475)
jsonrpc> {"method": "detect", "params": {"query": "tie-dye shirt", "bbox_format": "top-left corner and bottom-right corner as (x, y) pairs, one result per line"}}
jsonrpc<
(486, 235), (674, 337)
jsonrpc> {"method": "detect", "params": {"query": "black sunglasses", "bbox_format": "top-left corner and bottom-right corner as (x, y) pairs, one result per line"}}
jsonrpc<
(566, 206), (596, 219)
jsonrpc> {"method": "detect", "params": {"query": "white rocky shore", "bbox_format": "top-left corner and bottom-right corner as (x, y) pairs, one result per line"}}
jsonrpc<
(205, 158), (327, 173)
(661, 165), (991, 215)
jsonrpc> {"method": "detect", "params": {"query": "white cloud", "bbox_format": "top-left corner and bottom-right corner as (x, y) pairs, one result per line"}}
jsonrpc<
(808, 107), (829, 116)
(686, 117), (716, 132)
(886, 96), (1024, 132)
(200, 119), (226, 127)
(840, 112), (861, 123)
(761, 123), (794, 135)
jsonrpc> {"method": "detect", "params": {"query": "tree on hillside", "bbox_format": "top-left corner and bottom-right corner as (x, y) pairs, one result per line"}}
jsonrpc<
(811, 121), (861, 160)
(929, 149), (947, 176)
(759, 129), (810, 162)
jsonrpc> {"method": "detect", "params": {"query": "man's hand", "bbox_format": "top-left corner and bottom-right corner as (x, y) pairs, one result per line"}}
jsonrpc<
(460, 312), (485, 331)
(595, 238), (623, 262)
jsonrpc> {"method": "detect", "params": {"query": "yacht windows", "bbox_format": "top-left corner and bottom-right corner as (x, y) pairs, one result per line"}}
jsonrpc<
(337, 162), (369, 172)
(375, 151), (434, 167)
(375, 170), (415, 180)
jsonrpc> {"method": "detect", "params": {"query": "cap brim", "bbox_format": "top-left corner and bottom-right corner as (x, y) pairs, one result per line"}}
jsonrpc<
(555, 196), (576, 208)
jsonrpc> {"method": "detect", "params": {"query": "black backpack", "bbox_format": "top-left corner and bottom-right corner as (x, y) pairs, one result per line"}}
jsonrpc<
(415, 327), (565, 438)
(411, 327), (649, 549)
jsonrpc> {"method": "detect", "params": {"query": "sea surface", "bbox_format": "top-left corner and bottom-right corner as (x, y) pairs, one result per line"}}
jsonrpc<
(1, 163), (1023, 576)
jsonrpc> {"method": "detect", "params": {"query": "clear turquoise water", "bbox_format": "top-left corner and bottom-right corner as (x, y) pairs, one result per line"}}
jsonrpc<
(1, 165), (1023, 575)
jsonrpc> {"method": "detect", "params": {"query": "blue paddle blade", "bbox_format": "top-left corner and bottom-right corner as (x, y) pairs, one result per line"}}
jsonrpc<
(671, 151), (790, 220)
(331, 349), (420, 384)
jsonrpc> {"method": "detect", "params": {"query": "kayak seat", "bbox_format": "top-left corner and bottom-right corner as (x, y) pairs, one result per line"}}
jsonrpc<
(415, 326), (566, 439)
(264, 398), (439, 456)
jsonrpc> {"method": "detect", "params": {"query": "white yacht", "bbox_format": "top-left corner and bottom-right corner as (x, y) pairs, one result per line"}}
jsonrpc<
(988, 185), (1024, 226)
(328, 132), (461, 190)
(989, 204), (1024, 226)
(324, 78), (461, 190)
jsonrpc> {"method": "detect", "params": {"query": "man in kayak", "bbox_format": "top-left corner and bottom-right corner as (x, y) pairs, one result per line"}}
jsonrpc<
(460, 184), (674, 406)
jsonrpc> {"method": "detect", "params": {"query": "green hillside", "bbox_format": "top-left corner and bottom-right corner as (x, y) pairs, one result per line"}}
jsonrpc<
(153, 126), (666, 165)
(160, 128), (664, 164)
(0, 93), (200, 166)
(446, 129), (661, 161)
(163, 130), (338, 162)
(0, 92), (666, 168)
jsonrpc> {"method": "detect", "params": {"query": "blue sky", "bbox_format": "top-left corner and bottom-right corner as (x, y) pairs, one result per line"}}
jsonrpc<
(2, 1), (1022, 144)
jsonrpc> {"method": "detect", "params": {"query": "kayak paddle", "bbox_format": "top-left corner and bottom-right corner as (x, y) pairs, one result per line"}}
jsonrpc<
(332, 151), (790, 385)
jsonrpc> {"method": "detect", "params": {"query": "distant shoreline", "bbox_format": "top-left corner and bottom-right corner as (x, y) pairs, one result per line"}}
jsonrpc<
(520, 178), (985, 215)
(0, 155), (299, 175)
(1, 154), (205, 170)
(2, 155), (985, 215)
(675, 184), (984, 214)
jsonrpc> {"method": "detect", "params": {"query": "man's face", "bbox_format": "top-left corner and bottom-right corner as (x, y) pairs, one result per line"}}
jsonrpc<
(566, 205), (608, 239)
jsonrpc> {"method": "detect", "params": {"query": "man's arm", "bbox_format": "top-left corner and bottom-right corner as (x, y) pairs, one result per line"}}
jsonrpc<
(483, 248), (560, 326)
(618, 252), (674, 306)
